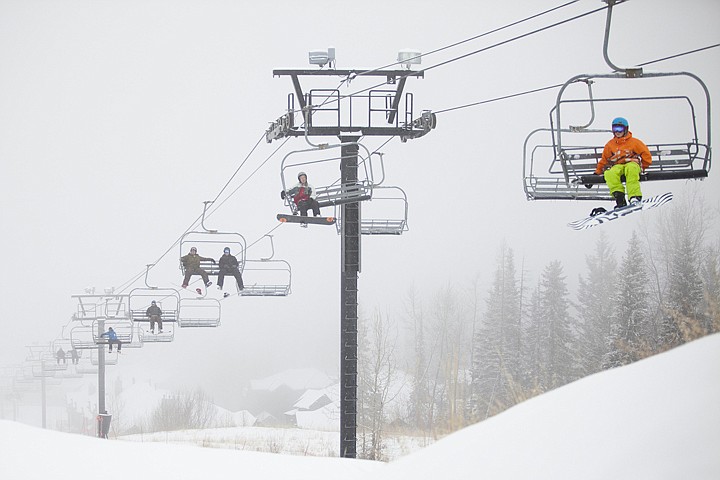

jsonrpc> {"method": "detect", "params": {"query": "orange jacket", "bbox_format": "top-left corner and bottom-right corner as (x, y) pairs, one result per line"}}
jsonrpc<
(595, 132), (652, 175)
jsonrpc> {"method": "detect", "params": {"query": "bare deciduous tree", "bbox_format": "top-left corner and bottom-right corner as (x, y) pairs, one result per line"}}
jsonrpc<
(147, 388), (215, 432)
(358, 310), (398, 461)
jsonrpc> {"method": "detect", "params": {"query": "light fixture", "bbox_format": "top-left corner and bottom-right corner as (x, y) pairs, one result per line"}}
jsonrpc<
(308, 47), (335, 68)
(397, 49), (421, 69)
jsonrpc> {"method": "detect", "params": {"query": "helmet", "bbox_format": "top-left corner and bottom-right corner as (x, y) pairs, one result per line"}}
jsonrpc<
(151, 300), (156, 305)
(611, 117), (629, 128)
(190, 247), (197, 253)
(297, 171), (307, 180)
(223, 247), (230, 254)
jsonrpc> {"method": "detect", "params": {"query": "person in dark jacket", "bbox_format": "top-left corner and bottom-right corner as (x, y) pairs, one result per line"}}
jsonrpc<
(217, 247), (244, 296)
(146, 300), (163, 334)
(56, 347), (66, 365)
(69, 348), (79, 365)
(100, 327), (122, 353)
(181, 246), (214, 288)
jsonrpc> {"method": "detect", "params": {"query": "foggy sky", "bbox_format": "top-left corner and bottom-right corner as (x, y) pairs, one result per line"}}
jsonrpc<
(1, 0), (718, 408)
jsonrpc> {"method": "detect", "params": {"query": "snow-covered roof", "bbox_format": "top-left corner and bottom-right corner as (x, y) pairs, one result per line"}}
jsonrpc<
(295, 402), (340, 431)
(292, 383), (339, 410)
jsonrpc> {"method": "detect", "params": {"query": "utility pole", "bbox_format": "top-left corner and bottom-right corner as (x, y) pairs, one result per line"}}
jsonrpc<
(98, 318), (106, 416)
(70, 293), (113, 438)
(267, 52), (435, 458)
(40, 358), (46, 429)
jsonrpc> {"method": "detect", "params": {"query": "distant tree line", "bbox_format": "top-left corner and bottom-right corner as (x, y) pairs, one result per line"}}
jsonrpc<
(357, 193), (720, 449)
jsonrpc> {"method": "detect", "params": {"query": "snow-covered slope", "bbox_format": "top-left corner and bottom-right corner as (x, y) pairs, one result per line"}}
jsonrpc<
(1, 334), (718, 480)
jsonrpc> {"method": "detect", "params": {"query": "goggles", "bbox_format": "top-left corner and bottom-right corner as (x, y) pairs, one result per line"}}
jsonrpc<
(612, 125), (626, 133)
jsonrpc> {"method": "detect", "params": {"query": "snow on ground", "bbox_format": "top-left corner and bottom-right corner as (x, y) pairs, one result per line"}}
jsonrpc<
(2, 334), (719, 480)
(121, 425), (431, 459)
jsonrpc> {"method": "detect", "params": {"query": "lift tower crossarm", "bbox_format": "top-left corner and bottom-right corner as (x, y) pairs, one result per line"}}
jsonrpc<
(272, 68), (424, 78)
(267, 69), (431, 142)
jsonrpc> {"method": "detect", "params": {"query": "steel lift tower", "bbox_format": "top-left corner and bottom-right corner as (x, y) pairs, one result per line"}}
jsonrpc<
(267, 49), (435, 458)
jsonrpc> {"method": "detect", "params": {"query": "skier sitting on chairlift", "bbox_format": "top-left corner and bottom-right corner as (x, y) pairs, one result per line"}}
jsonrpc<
(100, 327), (122, 353)
(594, 117), (653, 209)
(217, 246), (244, 296)
(181, 246), (214, 289)
(281, 172), (321, 217)
(146, 300), (163, 334)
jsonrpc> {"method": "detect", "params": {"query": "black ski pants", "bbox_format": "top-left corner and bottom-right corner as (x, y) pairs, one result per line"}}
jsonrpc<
(218, 268), (244, 290)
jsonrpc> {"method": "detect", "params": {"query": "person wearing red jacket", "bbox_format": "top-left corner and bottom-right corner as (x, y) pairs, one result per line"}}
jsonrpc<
(594, 117), (652, 209)
(283, 172), (321, 216)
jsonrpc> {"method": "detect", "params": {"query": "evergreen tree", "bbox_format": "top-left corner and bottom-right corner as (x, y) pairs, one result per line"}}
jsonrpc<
(700, 244), (720, 333)
(605, 231), (653, 367)
(520, 284), (542, 390)
(469, 245), (521, 419)
(658, 200), (707, 347)
(524, 260), (576, 390)
(576, 232), (618, 375)
(427, 285), (472, 432)
(465, 276), (485, 422)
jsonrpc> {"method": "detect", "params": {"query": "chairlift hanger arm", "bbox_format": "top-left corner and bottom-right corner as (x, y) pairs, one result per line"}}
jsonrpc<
(602, 0), (635, 74)
(200, 201), (217, 233)
(144, 264), (157, 289)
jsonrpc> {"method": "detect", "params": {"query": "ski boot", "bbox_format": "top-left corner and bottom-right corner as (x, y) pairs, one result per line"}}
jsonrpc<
(613, 191), (627, 209)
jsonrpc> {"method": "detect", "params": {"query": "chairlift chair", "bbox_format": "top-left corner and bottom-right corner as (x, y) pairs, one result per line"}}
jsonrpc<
(524, 1), (711, 201)
(238, 259), (292, 297)
(524, 74), (711, 201)
(179, 230), (248, 281)
(90, 348), (119, 366)
(178, 297), (221, 328)
(279, 142), (379, 216)
(129, 287), (180, 342)
(335, 185), (410, 235)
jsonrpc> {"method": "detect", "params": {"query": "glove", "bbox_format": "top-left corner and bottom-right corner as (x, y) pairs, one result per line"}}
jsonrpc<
(280, 190), (286, 199)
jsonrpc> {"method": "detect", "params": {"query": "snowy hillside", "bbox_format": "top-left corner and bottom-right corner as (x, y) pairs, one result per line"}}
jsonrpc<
(2, 334), (718, 480)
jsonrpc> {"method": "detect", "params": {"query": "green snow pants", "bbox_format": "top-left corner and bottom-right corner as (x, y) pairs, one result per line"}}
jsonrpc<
(603, 162), (642, 198)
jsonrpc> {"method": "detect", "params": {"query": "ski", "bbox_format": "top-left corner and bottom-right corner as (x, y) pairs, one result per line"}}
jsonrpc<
(568, 192), (673, 230)
(171, 282), (208, 299)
